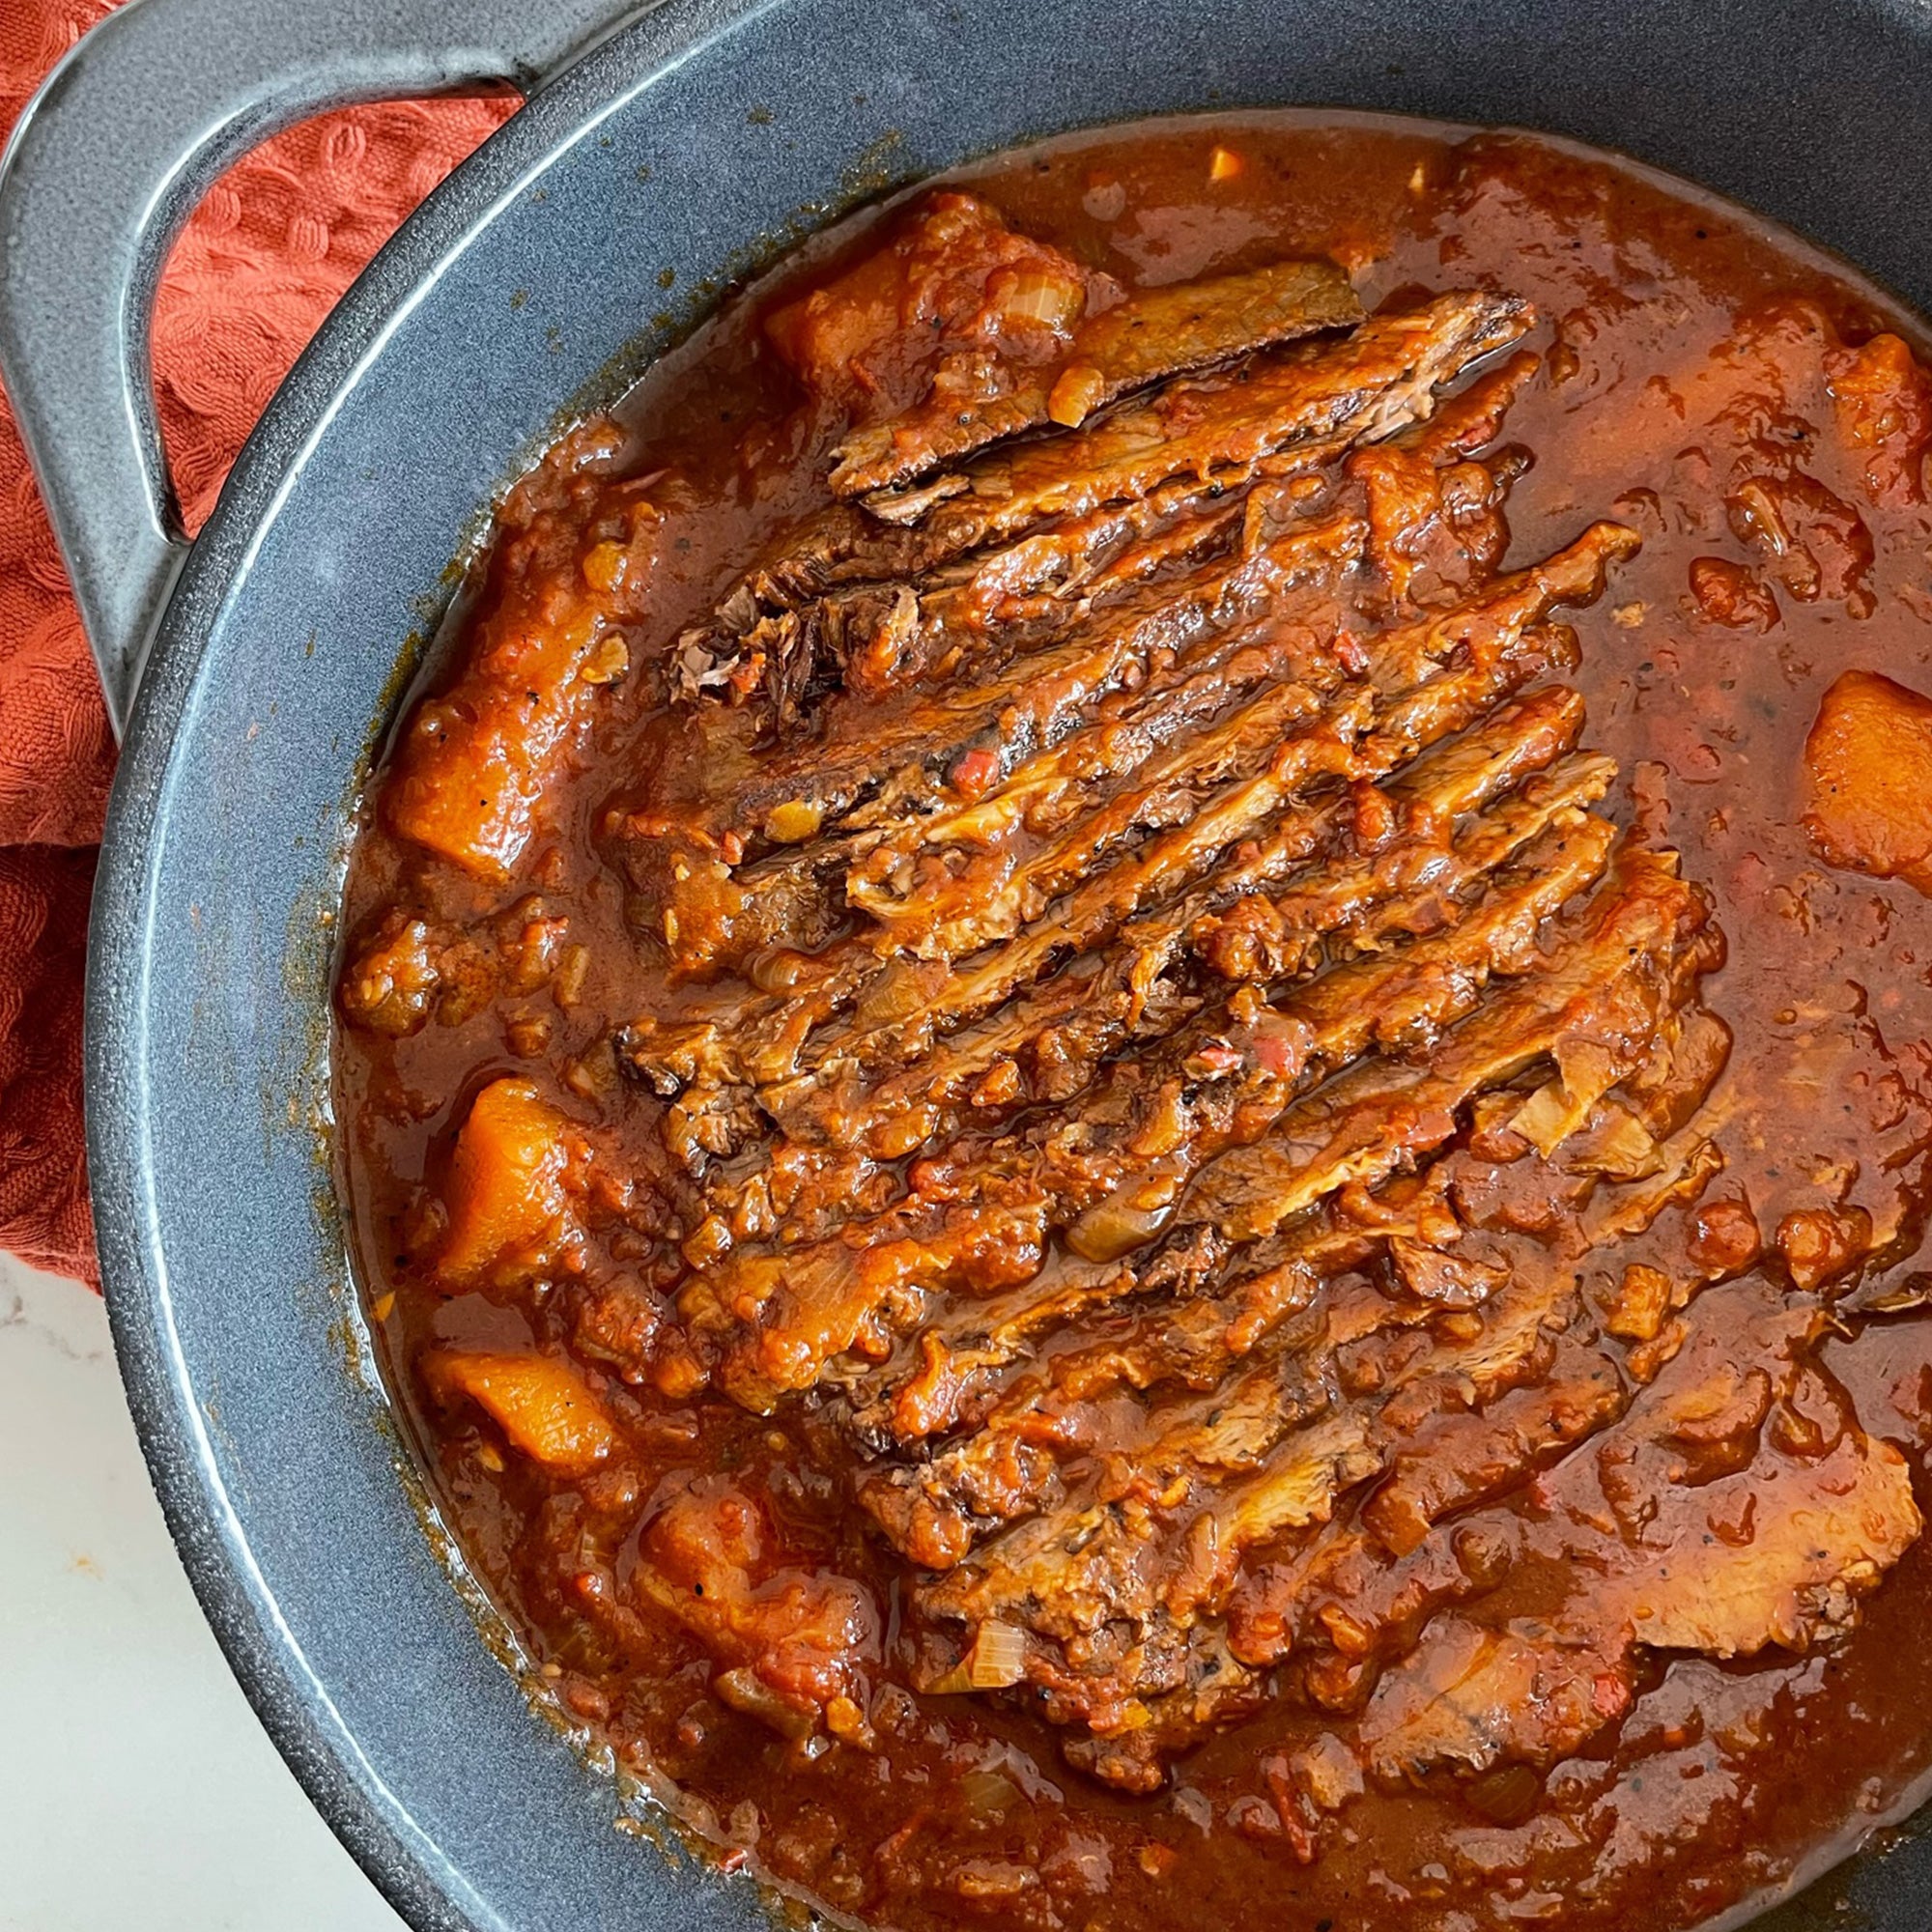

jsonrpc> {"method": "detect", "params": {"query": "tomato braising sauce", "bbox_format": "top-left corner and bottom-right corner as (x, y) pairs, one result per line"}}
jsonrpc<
(335, 115), (1932, 1931)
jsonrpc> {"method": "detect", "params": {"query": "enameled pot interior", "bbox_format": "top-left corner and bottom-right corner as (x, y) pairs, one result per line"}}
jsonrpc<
(88, 2), (1932, 1928)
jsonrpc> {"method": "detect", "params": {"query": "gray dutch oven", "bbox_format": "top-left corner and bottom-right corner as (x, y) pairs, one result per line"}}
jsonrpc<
(6, 1), (1932, 1926)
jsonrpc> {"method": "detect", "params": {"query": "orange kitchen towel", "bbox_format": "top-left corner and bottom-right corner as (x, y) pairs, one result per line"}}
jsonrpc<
(0, 1), (512, 1285)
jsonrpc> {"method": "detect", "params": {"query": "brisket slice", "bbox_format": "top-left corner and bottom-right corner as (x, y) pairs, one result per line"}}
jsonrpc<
(828, 257), (1364, 497)
(685, 833), (1693, 1416)
(599, 263), (1913, 1794)
(675, 291), (1532, 717)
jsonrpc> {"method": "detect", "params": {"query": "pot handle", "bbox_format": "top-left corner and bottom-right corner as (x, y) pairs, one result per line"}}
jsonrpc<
(0, 0), (648, 733)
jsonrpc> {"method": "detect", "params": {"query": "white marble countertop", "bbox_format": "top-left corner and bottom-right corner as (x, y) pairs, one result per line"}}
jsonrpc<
(0, 1251), (404, 1931)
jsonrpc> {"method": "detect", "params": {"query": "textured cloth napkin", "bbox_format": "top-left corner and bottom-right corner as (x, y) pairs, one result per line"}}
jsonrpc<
(0, 1), (511, 1285)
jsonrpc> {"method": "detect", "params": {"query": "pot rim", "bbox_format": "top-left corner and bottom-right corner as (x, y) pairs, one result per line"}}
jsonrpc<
(83, 8), (770, 1926)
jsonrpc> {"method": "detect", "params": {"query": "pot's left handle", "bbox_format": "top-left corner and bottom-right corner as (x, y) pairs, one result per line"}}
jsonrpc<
(0, 0), (650, 733)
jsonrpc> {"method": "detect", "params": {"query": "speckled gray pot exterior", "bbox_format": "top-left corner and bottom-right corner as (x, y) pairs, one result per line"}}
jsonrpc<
(9, 0), (1932, 1927)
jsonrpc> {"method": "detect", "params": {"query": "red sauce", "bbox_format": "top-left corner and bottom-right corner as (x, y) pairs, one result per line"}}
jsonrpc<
(335, 115), (1932, 1931)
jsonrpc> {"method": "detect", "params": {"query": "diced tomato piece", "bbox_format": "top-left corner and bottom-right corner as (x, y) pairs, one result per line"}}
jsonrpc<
(1828, 331), (1932, 506)
(949, 747), (1002, 799)
(764, 190), (1097, 418)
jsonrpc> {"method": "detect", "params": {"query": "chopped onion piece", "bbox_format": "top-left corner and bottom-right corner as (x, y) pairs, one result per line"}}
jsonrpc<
(1509, 1078), (1579, 1157)
(991, 266), (1087, 336)
(968, 1619), (1029, 1689)
(959, 1769), (1022, 1815)
(1571, 1107), (1662, 1180)
(1065, 1190), (1175, 1263)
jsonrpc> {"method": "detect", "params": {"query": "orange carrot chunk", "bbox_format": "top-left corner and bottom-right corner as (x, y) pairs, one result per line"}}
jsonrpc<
(387, 484), (656, 879)
(424, 1350), (618, 1474)
(1804, 668), (1932, 895)
(438, 1077), (582, 1288)
(386, 582), (618, 878)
